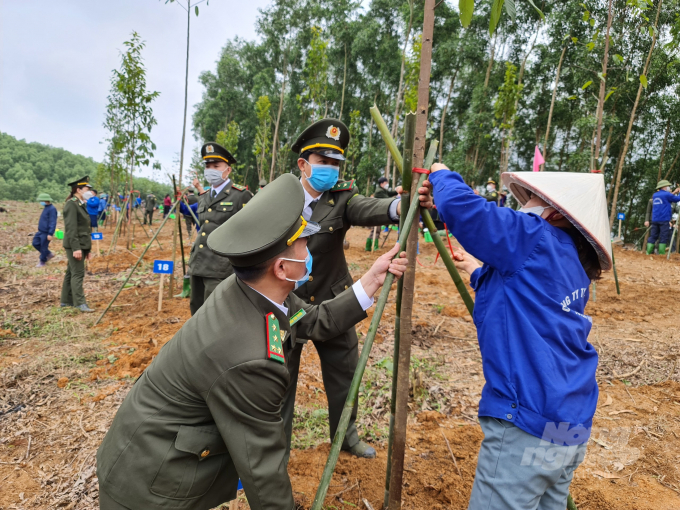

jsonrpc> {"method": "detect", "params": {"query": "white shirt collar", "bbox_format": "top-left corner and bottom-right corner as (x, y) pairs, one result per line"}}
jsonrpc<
(300, 178), (321, 220)
(211, 178), (231, 196)
(246, 284), (289, 315)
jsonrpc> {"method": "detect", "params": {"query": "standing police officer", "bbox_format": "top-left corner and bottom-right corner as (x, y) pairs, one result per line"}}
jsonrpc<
(96, 174), (408, 510)
(180, 142), (253, 315)
(282, 119), (427, 459)
(61, 176), (94, 312)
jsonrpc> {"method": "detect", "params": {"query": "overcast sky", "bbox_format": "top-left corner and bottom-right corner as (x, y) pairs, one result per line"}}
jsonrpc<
(0, 0), (270, 183)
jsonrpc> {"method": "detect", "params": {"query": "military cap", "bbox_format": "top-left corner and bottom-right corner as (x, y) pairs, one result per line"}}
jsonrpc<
(208, 174), (320, 267)
(656, 179), (672, 189)
(67, 176), (92, 188)
(202, 142), (237, 166)
(487, 178), (497, 185)
(186, 187), (195, 193)
(37, 192), (53, 202)
(291, 119), (349, 161)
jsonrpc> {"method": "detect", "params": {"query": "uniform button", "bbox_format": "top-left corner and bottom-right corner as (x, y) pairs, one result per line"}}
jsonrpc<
(201, 232), (206, 236)
(200, 449), (210, 458)
(208, 208), (212, 212)
(511, 403), (517, 409)
(329, 226), (334, 232)
(308, 276), (313, 282)
(506, 414), (513, 420)
(344, 285), (348, 290)
(310, 296), (315, 302)
(205, 220), (209, 224)
(199, 244), (204, 248)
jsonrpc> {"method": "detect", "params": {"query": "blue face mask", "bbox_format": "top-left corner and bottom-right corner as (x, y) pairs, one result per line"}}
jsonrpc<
(40, 202), (46, 207)
(304, 162), (339, 193)
(281, 247), (313, 290)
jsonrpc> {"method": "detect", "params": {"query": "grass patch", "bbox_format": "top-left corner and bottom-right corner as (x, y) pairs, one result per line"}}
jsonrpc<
(292, 405), (331, 449)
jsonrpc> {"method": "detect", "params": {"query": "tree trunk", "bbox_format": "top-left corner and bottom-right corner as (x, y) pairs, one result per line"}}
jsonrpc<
(658, 118), (671, 181)
(593, 0), (614, 166)
(439, 69), (459, 161)
(269, 60), (288, 182)
(609, 0), (662, 228)
(339, 44), (347, 122)
(386, 0), (415, 183)
(542, 44), (567, 169)
(388, 1), (435, 507)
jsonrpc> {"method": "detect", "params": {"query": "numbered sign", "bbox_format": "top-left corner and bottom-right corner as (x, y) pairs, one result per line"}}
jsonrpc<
(617, 212), (625, 221)
(91, 232), (103, 240)
(153, 260), (174, 274)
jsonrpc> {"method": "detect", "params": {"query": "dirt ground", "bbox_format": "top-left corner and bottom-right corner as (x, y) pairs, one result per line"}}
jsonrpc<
(1, 199), (679, 510)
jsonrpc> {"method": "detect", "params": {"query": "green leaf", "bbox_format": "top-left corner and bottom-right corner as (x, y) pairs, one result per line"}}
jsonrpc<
(640, 74), (648, 88)
(504, 0), (517, 21)
(589, 18), (595, 26)
(567, 95), (578, 100)
(524, 0), (545, 20)
(489, 0), (505, 36)
(459, 0), (474, 27)
(195, 5), (199, 16)
(613, 54), (624, 63)
(604, 88), (617, 102)
(586, 42), (595, 51)
(583, 11), (590, 21)
(581, 80), (593, 90)
(571, 37), (579, 43)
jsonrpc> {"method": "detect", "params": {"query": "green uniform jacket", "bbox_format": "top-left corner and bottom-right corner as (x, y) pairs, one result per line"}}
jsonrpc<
(96, 275), (366, 510)
(481, 190), (499, 203)
(145, 194), (157, 212)
(295, 180), (395, 305)
(188, 182), (252, 278)
(374, 185), (398, 199)
(62, 197), (91, 251)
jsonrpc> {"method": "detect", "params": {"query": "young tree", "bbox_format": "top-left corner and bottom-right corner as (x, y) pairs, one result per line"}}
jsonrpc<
(300, 26), (329, 121)
(216, 120), (243, 183)
(253, 96), (272, 182)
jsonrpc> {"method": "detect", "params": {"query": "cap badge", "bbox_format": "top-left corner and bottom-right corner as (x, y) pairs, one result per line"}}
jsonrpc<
(206, 145), (214, 153)
(326, 126), (341, 141)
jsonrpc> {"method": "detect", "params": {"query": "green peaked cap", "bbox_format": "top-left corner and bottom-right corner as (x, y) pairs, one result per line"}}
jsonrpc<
(207, 173), (320, 267)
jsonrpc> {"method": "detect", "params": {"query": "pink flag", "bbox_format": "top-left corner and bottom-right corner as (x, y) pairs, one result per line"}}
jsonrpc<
(533, 145), (545, 172)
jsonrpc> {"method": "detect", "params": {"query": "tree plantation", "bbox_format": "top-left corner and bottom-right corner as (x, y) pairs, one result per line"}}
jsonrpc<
(189, 0), (679, 241)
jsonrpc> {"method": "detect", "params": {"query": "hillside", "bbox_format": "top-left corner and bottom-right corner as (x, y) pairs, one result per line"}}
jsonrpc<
(0, 132), (171, 202)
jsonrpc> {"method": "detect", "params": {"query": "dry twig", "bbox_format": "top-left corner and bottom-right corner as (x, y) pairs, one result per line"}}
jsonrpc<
(439, 427), (462, 477)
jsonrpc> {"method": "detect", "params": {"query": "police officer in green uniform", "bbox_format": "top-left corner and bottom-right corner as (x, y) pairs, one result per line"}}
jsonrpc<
(480, 178), (499, 203)
(60, 176), (95, 312)
(96, 173), (408, 510)
(143, 190), (156, 224)
(182, 142), (253, 315)
(282, 119), (428, 459)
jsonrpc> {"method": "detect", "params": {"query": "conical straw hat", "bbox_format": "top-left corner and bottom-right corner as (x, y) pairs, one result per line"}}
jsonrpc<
(501, 172), (613, 271)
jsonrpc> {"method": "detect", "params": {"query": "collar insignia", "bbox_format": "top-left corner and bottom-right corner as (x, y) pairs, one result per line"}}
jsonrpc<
(289, 308), (307, 326)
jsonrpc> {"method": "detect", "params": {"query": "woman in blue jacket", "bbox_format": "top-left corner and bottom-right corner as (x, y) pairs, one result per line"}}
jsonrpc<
(422, 165), (612, 510)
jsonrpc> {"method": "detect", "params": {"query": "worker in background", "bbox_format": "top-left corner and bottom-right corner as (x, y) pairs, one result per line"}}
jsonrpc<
(645, 179), (680, 255)
(182, 187), (198, 240)
(86, 189), (101, 231)
(143, 190), (156, 225)
(420, 166), (610, 510)
(33, 192), (57, 268)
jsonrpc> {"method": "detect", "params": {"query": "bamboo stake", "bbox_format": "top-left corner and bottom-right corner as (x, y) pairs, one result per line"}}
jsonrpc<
(107, 196), (130, 256)
(158, 273), (165, 311)
(94, 197), (181, 326)
(370, 105), (474, 316)
(310, 172), (430, 510)
(133, 207), (163, 250)
(611, 243), (620, 296)
(173, 175), (187, 278)
(383, 113), (416, 510)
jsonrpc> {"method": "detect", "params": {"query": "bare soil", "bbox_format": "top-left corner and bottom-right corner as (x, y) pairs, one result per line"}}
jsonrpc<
(1, 199), (679, 509)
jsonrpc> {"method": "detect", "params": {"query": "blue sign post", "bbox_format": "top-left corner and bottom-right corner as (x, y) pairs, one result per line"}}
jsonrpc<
(91, 232), (103, 240)
(616, 212), (625, 240)
(153, 260), (174, 311)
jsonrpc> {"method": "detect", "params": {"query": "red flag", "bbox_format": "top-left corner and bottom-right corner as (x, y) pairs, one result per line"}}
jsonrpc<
(533, 145), (545, 172)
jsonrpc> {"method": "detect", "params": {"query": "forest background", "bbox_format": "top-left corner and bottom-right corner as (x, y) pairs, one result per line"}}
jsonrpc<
(1, 0), (679, 241)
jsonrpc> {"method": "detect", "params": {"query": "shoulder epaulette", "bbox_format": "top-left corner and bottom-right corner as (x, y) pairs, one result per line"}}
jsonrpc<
(232, 183), (247, 191)
(70, 197), (78, 202)
(265, 313), (285, 364)
(331, 180), (355, 192)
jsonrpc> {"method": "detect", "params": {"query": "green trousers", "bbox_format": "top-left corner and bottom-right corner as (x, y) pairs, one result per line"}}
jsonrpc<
(61, 249), (90, 307)
(143, 210), (154, 224)
(189, 275), (222, 316)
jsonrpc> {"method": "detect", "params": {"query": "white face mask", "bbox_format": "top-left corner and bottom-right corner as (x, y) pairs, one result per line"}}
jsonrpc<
(486, 184), (495, 192)
(82, 190), (94, 200)
(204, 168), (226, 187)
(519, 205), (548, 216)
(280, 248), (313, 290)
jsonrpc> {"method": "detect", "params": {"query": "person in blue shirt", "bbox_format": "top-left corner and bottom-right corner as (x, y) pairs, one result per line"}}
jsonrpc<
(97, 193), (108, 226)
(33, 193), (58, 267)
(86, 189), (101, 230)
(420, 165), (612, 510)
(645, 179), (680, 255)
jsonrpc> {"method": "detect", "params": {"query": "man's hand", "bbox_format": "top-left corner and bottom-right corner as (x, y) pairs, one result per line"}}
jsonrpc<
(644, 221), (649, 227)
(73, 250), (82, 261)
(86, 251), (93, 260)
(396, 180), (434, 210)
(451, 245), (480, 276)
(47, 235), (53, 241)
(360, 243), (409, 297)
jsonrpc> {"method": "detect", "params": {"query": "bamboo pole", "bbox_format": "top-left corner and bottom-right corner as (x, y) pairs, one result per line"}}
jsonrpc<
(611, 243), (620, 296)
(173, 175), (187, 278)
(370, 105), (474, 316)
(310, 172), (430, 510)
(383, 113), (416, 510)
(94, 196), (181, 326)
(107, 196), (130, 256)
